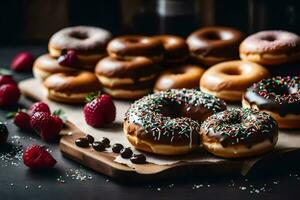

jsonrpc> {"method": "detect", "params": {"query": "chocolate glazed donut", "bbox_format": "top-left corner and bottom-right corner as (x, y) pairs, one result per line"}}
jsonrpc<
(95, 56), (159, 100)
(107, 36), (164, 63)
(201, 108), (278, 158)
(187, 27), (244, 66)
(124, 89), (226, 155)
(153, 35), (189, 64)
(243, 76), (300, 128)
(44, 71), (101, 104)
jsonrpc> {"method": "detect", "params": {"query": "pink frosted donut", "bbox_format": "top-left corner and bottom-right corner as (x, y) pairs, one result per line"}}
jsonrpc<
(240, 30), (300, 65)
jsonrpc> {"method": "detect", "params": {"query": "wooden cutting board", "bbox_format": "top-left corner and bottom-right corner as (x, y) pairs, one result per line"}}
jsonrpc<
(19, 78), (300, 180)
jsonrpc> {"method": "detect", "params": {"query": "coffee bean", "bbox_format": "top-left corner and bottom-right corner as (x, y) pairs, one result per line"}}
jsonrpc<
(101, 137), (110, 147)
(112, 143), (124, 153)
(120, 147), (133, 159)
(92, 141), (106, 151)
(86, 134), (94, 144)
(75, 138), (90, 148)
(130, 154), (146, 164)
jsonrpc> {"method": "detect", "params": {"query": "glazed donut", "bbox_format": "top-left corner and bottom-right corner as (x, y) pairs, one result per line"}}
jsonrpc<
(201, 108), (278, 158)
(200, 60), (269, 101)
(124, 89), (227, 155)
(240, 30), (300, 65)
(153, 35), (189, 63)
(49, 26), (112, 69)
(154, 64), (205, 92)
(95, 56), (159, 100)
(187, 27), (244, 66)
(44, 71), (101, 104)
(243, 76), (300, 129)
(33, 54), (78, 81)
(107, 36), (164, 63)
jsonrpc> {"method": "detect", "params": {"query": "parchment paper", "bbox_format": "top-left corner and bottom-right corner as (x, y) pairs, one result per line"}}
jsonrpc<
(19, 78), (300, 175)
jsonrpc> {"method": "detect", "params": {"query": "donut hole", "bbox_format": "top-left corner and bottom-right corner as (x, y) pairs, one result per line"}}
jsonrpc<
(270, 85), (290, 96)
(70, 32), (88, 40)
(161, 101), (182, 119)
(203, 32), (222, 40)
(172, 69), (186, 75)
(261, 35), (277, 42)
(222, 68), (242, 76)
(126, 38), (141, 43)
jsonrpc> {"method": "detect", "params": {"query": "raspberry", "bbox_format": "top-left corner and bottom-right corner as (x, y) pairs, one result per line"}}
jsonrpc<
(57, 50), (78, 67)
(0, 84), (20, 106)
(0, 75), (16, 86)
(11, 51), (34, 72)
(28, 102), (50, 116)
(22, 145), (56, 169)
(14, 111), (31, 130)
(0, 122), (8, 144)
(83, 94), (116, 128)
(30, 112), (62, 142)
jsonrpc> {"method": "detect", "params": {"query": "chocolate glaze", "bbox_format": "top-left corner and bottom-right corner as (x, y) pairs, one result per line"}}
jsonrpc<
(124, 89), (226, 146)
(101, 78), (155, 90)
(95, 56), (160, 78)
(44, 71), (101, 93)
(153, 35), (189, 63)
(108, 36), (164, 58)
(187, 27), (244, 58)
(244, 76), (300, 117)
(201, 108), (278, 148)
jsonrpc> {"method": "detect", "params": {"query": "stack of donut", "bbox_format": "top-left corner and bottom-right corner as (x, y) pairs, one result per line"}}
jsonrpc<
(153, 35), (205, 92)
(95, 36), (163, 100)
(33, 26), (112, 103)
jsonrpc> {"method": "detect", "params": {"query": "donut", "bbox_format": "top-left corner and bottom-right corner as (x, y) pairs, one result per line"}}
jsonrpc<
(200, 60), (269, 101)
(154, 64), (205, 92)
(153, 35), (189, 63)
(107, 36), (164, 63)
(49, 26), (112, 69)
(44, 71), (101, 104)
(187, 27), (244, 66)
(240, 30), (300, 65)
(200, 108), (278, 158)
(95, 56), (159, 100)
(33, 54), (78, 81)
(242, 76), (300, 129)
(124, 89), (227, 155)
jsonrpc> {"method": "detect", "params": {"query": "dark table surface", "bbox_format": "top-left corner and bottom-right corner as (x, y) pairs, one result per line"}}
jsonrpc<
(1, 46), (300, 200)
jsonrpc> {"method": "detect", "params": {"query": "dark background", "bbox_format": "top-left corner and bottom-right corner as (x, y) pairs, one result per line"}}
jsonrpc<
(0, 0), (300, 45)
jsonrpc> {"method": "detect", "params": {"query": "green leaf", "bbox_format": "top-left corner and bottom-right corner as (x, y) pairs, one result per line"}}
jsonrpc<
(6, 111), (17, 119)
(0, 68), (12, 76)
(85, 91), (101, 102)
(53, 109), (67, 123)
(6, 108), (27, 119)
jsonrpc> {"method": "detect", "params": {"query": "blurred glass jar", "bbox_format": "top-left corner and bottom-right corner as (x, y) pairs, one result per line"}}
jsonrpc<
(121, 0), (209, 36)
(121, 0), (300, 36)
